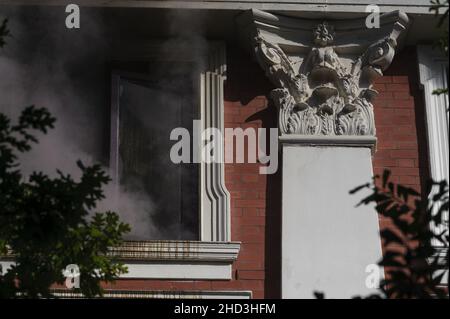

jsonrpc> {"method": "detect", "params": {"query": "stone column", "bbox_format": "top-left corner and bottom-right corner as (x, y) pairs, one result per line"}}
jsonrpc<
(237, 10), (409, 298)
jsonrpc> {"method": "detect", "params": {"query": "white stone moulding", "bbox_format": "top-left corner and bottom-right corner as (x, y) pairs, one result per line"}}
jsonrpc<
(237, 9), (409, 143)
(279, 134), (377, 153)
(108, 240), (241, 262)
(49, 289), (252, 299)
(0, 241), (241, 280)
(1, 1), (436, 15)
(121, 263), (232, 280)
(417, 45), (449, 264)
(200, 44), (232, 242)
(418, 45), (449, 188)
(0, 260), (234, 280)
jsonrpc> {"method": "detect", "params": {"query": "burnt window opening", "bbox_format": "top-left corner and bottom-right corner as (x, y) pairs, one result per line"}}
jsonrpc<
(110, 61), (200, 241)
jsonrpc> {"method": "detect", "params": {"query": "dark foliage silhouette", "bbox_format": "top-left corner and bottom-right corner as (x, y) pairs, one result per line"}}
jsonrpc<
(351, 170), (448, 298)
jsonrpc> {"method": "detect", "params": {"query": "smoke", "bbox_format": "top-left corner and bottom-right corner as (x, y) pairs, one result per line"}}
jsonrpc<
(0, 6), (106, 178)
(0, 6), (210, 240)
(0, 6), (165, 240)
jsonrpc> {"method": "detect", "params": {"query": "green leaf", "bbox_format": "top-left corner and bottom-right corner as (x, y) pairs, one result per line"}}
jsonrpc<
(382, 170), (391, 188)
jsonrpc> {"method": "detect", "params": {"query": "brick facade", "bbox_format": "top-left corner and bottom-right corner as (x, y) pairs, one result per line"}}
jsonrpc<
(372, 47), (430, 253)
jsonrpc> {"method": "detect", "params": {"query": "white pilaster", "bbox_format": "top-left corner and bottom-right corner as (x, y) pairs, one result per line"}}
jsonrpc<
(238, 9), (409, 298)
(281, 142), (382, 298)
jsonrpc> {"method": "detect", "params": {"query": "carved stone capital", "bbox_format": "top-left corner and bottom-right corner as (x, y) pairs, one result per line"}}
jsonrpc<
(237, 10), (409, 139)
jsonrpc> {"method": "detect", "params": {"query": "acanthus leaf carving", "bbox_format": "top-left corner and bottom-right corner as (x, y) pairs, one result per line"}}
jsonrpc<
(246, 11), (409, 138)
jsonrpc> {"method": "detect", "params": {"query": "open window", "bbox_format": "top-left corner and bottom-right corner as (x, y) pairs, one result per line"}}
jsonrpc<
(107, 42), (239, 280)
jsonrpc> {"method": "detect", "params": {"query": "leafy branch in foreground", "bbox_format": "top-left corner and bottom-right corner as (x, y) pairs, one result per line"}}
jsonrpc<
(430, 0), (449, 29)
(350, 170), (449, 299)
(0, 106), (130, 298)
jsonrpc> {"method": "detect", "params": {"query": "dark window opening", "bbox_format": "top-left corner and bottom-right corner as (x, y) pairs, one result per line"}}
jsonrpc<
(111, 61), (199, 240)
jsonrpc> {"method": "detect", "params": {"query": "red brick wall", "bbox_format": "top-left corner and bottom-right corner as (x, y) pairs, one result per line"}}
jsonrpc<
(105, 46), (428, 299)
(372, 47), (429, 242)
(223, 47), (280, 299)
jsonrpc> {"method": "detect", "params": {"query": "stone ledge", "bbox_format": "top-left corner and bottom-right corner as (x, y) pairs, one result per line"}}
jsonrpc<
(108, 240), (241, 262)
(0, 240), (242, 263)
(279, 134), (377, 152)
(49, 289), (252, 299)
(1, 241), (241, 280)
(1, 1), (435, 15)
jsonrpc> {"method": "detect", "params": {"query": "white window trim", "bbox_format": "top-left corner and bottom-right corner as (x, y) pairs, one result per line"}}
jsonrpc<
(11, 1), (436, 16)
(418, 45), (449, 189)
(417, 45), (449, 284)
(199, 45), (231, 242)
(1, 241), (241, 280)
(110, 241), (240, 280)
(107, 41), (238, 279)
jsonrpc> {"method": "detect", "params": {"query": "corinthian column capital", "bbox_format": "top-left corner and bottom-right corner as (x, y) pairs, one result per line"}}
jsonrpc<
(237, 10), (409, 142)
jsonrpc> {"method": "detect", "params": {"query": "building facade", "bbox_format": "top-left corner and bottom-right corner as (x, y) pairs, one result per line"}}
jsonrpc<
(0, 1), (448, 298)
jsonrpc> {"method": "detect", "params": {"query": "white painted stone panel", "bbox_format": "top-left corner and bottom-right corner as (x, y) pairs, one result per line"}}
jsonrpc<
(282, 145), (383, 298)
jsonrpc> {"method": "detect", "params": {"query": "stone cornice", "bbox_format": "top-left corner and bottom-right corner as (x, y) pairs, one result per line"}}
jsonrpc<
(237, 9), (410, 144)
(0, 1), (436, 16)
(279, 135), (377, 151)
(238, 10), (409, 53)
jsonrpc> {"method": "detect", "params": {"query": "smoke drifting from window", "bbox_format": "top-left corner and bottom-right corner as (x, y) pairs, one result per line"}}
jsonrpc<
(0, 6), (207, 240)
